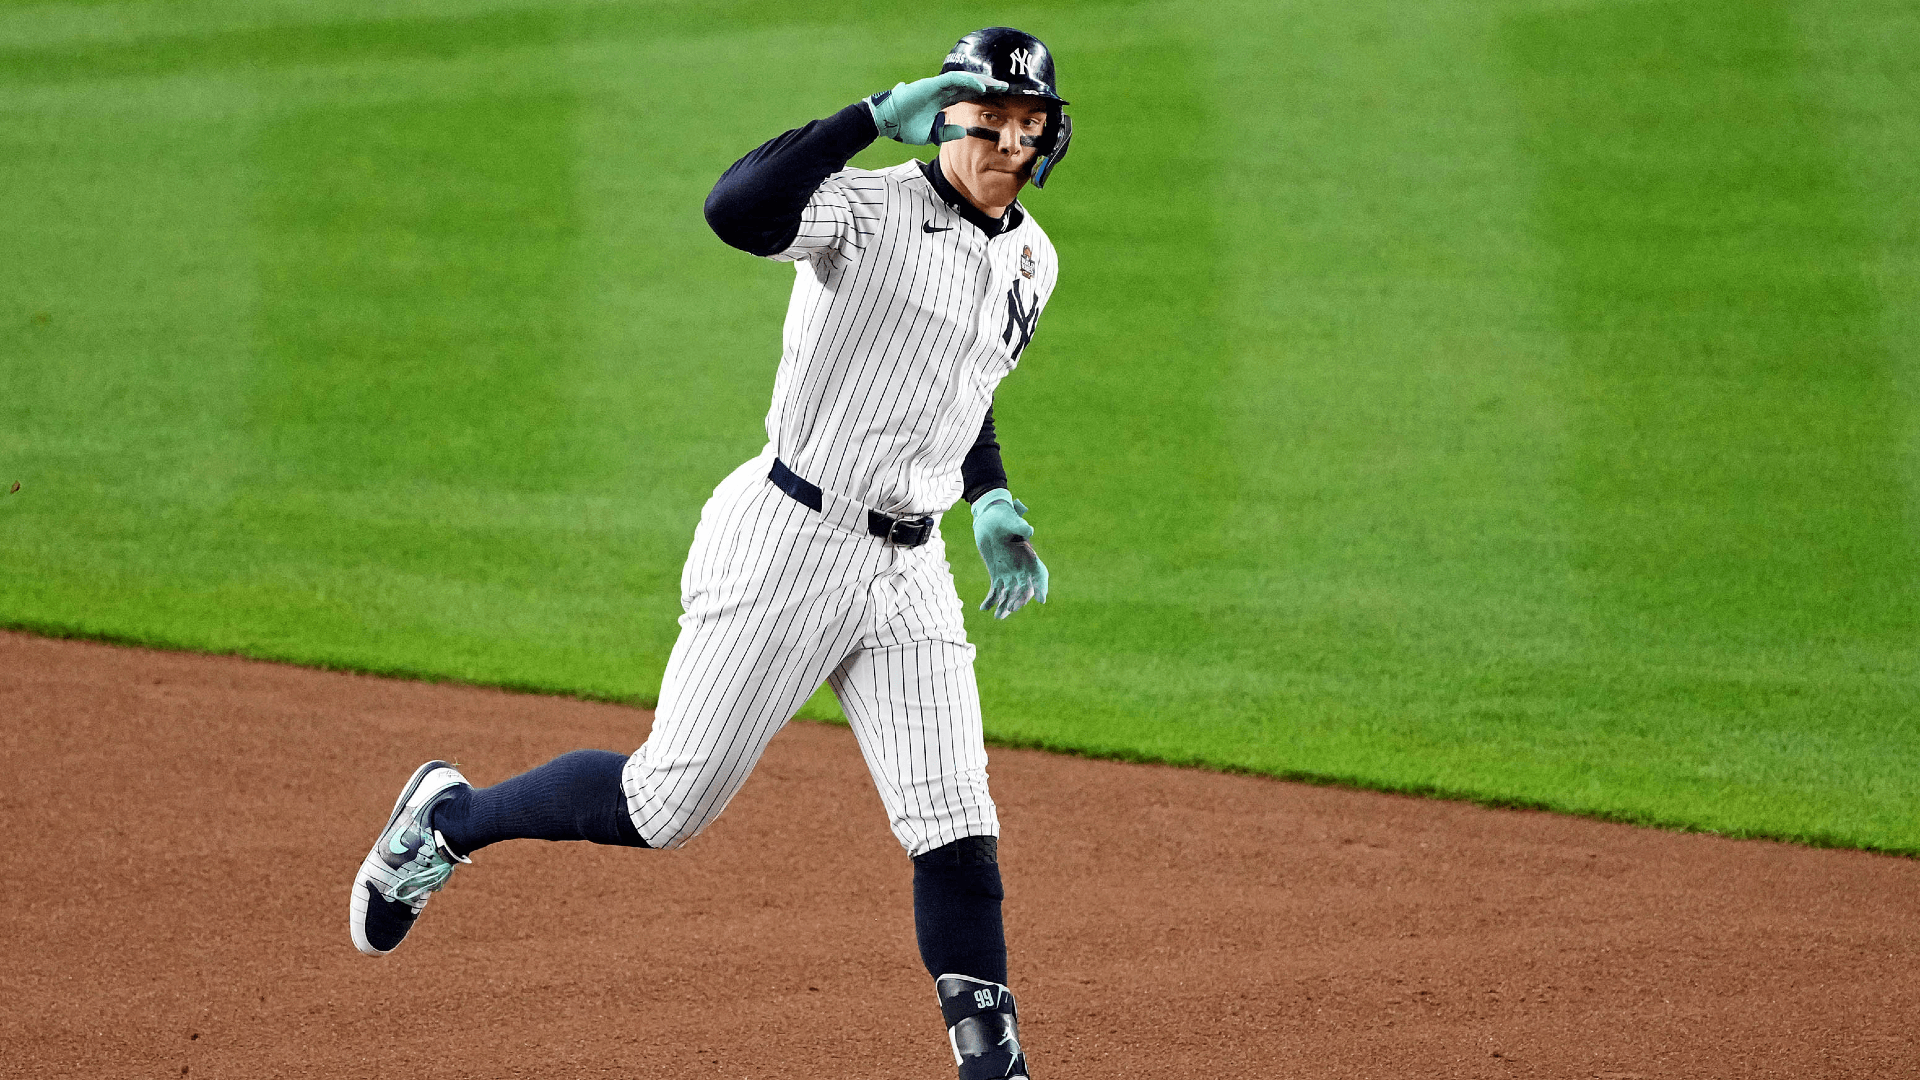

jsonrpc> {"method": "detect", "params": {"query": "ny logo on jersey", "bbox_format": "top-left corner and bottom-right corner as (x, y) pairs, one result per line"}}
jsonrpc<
(1003, 279), (1038, 361)
(1008, 48), (1034, 77)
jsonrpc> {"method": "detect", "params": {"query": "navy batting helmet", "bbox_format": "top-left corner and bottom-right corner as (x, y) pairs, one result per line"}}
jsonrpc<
(939, 27), (1074, 188)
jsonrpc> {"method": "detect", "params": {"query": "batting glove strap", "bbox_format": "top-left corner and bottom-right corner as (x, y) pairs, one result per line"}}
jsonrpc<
(936, 974), (1018, 1026)
(867, 71), (1009, 145)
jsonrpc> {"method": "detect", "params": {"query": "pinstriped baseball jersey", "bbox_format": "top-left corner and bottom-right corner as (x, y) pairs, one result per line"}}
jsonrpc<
(764, 160), (1058, 518)
(622, 112), (1060, 857)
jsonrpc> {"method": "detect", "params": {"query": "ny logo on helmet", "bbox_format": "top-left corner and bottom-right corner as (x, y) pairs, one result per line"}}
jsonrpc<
(1009, 48), (1034, 76)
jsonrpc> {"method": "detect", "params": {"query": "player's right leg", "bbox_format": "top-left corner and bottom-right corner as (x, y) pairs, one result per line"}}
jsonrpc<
(349, 750), (644, 956)
(622, 463), (884, 847)
(349, 759), (473, 956)
(349, 456), (884, 954)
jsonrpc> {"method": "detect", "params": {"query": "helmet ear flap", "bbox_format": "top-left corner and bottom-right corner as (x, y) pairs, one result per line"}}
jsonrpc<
(1031, 111), (1072, 189)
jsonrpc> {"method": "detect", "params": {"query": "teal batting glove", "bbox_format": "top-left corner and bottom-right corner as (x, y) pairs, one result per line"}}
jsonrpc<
(971, 488), (1049, 620)
(867, 71), (1010, 146)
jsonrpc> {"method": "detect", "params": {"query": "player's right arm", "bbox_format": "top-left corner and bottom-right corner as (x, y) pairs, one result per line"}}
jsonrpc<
(703, 72), (1007, 260)
(703, 103), (876, 259)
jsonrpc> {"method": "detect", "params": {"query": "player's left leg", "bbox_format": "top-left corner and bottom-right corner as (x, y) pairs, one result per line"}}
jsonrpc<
(827, 539), (1031, 1080)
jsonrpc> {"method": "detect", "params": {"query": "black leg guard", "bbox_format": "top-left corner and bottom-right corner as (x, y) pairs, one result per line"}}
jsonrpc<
(936, 975), (1029, 1080)
(913, 835), (1007, 984)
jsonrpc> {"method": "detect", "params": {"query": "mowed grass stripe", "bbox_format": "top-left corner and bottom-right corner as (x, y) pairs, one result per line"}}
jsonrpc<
(1178, 0), (1595, 808)
(256, 91), (585, 491)
(1504, 0), (1919, 844)
(965, 13), (1241, 749)
(1512, 0), (1914, 644)
(1, 91), (263, 642)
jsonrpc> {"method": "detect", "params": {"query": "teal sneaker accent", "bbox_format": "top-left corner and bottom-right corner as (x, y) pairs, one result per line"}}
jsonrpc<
(390, 831), (459, 903)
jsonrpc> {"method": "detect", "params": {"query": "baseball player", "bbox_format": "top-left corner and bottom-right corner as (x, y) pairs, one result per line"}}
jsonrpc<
(349, 27), (1071, 1080)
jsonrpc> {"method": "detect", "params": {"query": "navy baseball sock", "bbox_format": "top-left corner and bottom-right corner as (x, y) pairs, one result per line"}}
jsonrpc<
(430, 749), (648, 857)
(912, 835), (1007, 985)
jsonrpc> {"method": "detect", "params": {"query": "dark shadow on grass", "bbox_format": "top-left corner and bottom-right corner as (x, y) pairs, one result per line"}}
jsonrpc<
(0, 0), (1130, 86)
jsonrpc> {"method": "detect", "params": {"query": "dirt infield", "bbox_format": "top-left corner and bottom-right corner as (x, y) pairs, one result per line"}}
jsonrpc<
(3, 631), (1916, 1078)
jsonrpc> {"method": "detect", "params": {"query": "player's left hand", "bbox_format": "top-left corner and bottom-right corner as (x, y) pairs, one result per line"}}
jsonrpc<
(867, 71), (1010, 146)
(971, 489), (1048, 619)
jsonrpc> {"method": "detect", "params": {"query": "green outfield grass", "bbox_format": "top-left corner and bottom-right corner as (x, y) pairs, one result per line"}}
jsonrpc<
(3, 0), (1915, 851)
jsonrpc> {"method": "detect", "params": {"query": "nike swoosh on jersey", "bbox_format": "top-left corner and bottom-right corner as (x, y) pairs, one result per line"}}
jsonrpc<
(922, 221), (954, 233)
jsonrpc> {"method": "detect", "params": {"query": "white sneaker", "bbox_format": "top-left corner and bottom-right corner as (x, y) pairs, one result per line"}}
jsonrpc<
(348, 760), (472, 956)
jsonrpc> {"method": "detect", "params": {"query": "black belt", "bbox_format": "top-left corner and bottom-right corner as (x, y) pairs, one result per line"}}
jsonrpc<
(768, 458), (934, 548)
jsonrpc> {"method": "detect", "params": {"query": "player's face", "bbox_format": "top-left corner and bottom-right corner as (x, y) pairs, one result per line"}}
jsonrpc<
(937, 96), (1049, 213)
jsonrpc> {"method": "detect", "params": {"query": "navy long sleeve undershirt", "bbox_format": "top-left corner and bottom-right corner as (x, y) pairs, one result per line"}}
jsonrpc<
(704, 102), (879, 257)
(704, 102), (1012, 505)
(961, 406), (1008, 503)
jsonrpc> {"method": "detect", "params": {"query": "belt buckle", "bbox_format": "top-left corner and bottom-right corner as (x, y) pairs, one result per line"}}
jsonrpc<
(887, 516), (932, 547)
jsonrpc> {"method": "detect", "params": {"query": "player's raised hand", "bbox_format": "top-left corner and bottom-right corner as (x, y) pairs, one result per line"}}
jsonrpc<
(971, 489), (1049, 620)
(867, 71), (1010, 145)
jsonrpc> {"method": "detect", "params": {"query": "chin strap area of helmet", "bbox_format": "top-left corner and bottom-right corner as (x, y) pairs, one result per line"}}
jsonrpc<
(1030, 112), (1071, 188)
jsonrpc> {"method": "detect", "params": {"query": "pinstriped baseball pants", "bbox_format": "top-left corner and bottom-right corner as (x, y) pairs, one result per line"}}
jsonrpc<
(621, 450), (1000, 856)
